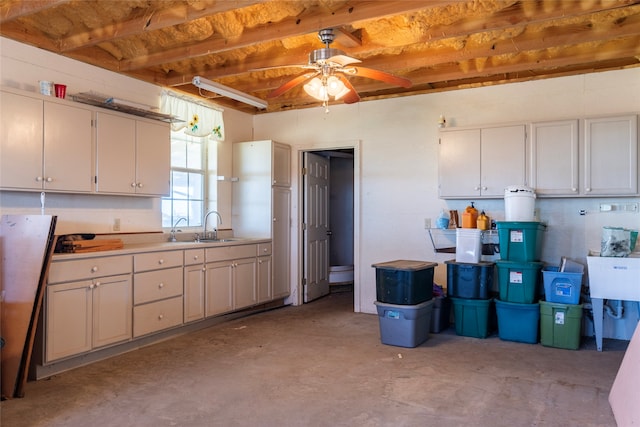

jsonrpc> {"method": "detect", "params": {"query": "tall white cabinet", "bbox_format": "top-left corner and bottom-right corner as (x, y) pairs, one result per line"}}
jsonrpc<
(232, 140), (291, 300)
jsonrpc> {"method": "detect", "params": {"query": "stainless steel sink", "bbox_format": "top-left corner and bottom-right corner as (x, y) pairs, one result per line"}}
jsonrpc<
(198, 238), (239, 243)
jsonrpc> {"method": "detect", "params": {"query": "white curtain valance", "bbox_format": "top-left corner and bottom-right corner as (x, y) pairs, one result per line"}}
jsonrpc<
(160, 91), (225, 141)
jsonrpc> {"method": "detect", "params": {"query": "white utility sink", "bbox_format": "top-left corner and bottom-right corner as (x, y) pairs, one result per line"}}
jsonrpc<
(587, 252), (640, 351)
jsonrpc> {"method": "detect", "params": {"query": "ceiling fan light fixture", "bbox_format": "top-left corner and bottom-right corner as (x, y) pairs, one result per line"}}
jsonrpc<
(326, 76), (345, 96)
(304, 76), (350, 102)
(303, 77), (328, 101)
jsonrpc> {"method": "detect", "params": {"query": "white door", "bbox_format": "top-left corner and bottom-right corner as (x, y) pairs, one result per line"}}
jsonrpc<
(303, 152), (330, 302)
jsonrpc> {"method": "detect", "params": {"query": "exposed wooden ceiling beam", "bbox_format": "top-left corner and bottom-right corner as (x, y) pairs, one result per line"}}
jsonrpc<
(57, 0), (265, 52)
(118, 0), (446, 71)
(0, 0), (69, 24)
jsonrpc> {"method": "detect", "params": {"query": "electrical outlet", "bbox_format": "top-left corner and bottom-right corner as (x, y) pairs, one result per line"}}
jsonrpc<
(424, 218), (431, 229)
(113, 218), (121, 231)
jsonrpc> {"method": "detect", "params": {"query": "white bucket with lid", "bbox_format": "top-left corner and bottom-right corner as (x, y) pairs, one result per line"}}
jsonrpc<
(504, 185), (536, 221)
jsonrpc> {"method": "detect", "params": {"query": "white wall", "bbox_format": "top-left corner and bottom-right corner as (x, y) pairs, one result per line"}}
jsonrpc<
(253, 68), (640, 339)
(2, 37), (639, 337)
(0, 37), (253, 234)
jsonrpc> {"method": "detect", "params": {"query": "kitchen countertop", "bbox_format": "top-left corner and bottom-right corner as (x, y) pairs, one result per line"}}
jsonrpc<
(52, 237), (271, 260)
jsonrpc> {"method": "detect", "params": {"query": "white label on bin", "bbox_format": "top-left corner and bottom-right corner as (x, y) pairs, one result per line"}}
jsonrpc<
(509, 271), (523, 283)
(556, 284), (571, 297)
(510, 230), (524, 242)
(555, 312), (565, 325)
(386, 310), (400, 319)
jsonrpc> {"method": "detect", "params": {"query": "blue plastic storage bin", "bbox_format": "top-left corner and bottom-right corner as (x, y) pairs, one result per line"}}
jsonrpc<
(495, 299), (539, 344)
(542, 267), (583, 305)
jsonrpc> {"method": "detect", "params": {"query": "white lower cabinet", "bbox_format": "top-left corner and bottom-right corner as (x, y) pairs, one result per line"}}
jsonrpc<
(133, 251), (183, 337)
(257, 243), (273, 304)
(184, 249), (206, 323)
(205, 244), (258, 317)
(46, 272), (132, 362)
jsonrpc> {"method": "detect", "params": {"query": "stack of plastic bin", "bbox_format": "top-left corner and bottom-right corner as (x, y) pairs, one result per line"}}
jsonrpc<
(494, 221), (546, 344)
(372, 260), (437, 348)
(540, 261), (584, 350)
(446, 260), (495, 339)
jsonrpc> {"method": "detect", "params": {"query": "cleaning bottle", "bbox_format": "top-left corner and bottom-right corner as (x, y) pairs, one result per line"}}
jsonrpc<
(477, 210), (490, 230)
(462, 202), (478, 228)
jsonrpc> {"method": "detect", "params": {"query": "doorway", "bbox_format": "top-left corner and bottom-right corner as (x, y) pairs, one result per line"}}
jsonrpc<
(301, 148), (355, 305)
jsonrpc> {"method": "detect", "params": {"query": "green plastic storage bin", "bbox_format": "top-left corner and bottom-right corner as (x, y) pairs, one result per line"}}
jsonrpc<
(540, 301), (583, 350)
(450, 297), (492, 339)
(496, 260), (543, 304)
(496, 221), (546, 262)
(495, 299), (539, 344)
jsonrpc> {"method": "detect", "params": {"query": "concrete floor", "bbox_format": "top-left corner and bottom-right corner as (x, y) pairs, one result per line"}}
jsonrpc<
(1, 289), (627, 427)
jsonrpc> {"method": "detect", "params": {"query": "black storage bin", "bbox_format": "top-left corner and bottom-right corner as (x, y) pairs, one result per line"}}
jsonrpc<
(431, 296), (451, 333)
(372, 260), (437, 305)
(446, 260), (495, 299)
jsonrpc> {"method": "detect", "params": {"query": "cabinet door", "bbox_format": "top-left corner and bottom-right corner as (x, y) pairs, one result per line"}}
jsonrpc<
(257, 255), (273, 303)
(272, 187), (291, 298)
(46, 280), (92, 362)
(480, 125), (527, 197)
(0, 91), (43, 190)
(205, 261), (233, 316)
(92, 274), (132, 348)
(273, 142), (291, 187)
(184, 263), (205, 323)
(584, 115), (638, 195)
(136, 120), (170, 196)
(438, 129), (481, 198)
(530, 120), (579, 196)
(234, 257), (257, 309)
(96, 112), (136, 194)
(43, 101), (93, 192)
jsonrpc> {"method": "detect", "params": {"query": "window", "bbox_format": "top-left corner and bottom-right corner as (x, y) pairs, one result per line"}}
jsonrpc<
(161, 132), (216, 228)
(160, 91), (225, 230)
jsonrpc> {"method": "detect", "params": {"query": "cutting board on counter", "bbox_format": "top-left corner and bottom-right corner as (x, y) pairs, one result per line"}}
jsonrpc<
(1, 215), (57, 399)
(60, 238), (123, 253)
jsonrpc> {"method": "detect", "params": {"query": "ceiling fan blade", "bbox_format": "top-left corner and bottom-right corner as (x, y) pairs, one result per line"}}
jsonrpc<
(349, 66), (412, 88)
(267, 72), (318, 99)
(337, 75), (361, 104)
(327, 54), (361, 67)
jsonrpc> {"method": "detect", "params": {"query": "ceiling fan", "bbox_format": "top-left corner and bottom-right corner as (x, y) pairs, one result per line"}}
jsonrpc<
(266, 28), (412, 111)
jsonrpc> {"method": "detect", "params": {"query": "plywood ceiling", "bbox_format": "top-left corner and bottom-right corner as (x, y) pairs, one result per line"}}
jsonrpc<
(2, 0), (639, 113)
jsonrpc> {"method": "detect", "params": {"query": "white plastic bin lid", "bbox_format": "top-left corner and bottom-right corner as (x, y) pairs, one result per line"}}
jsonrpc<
(504, 185), (536, 197)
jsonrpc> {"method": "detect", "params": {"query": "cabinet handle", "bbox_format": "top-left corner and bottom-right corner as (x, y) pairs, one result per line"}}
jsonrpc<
(258, 260), (263, 264)
(482, 186), (487, 191)
(36, 176), (44, 182)
(158, 259), (164, 265)
(158, 282), (164, 289)
(202, 267), (206, 272)
(46, 177), (53, 182)
(273, 217), (276, 222)
(130, 182), (137, 188)
(571, 187), (577, 192)
(91, 266), (98, 273)
(474, 186), (480, 191)
(88, 283), (95, 289)
(137, 182), (143, 188)
(193, 255), (199, 261)
(94, 281), (101, 287)
(585, 187), (591, 192)
(158, 314), (164, 320)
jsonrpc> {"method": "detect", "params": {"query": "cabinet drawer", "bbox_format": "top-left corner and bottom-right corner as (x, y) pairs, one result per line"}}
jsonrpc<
(49, 255), (132, 283)
(206, 244), (257, 262)
(133, 296), (183, 337)
(184, 248), (205, 266)
(134, 267), (183, 305)
(134, 250), (182, 272)
(257, 242), (272, 256)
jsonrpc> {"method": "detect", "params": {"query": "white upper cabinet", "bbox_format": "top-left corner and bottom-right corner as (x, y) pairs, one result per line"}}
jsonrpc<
(530, 120), (579, 196)
(96, 111), (170, 196)
(0, 90), (92, 192)
(583, 115), (638, 196)
(530, 115), (638, 197)
(439, 125), (526, 198)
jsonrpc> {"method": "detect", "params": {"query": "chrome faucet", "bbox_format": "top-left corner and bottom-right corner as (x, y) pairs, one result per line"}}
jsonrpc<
(203, 210), (222, 240)
(169, 217), (188, 242)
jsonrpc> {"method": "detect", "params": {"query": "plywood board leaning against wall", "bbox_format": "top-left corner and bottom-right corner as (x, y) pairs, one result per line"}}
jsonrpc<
(1, 215), (57, 399)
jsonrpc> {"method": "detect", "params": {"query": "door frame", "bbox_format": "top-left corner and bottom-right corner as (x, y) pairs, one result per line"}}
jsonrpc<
(294, 140), (361, 311)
